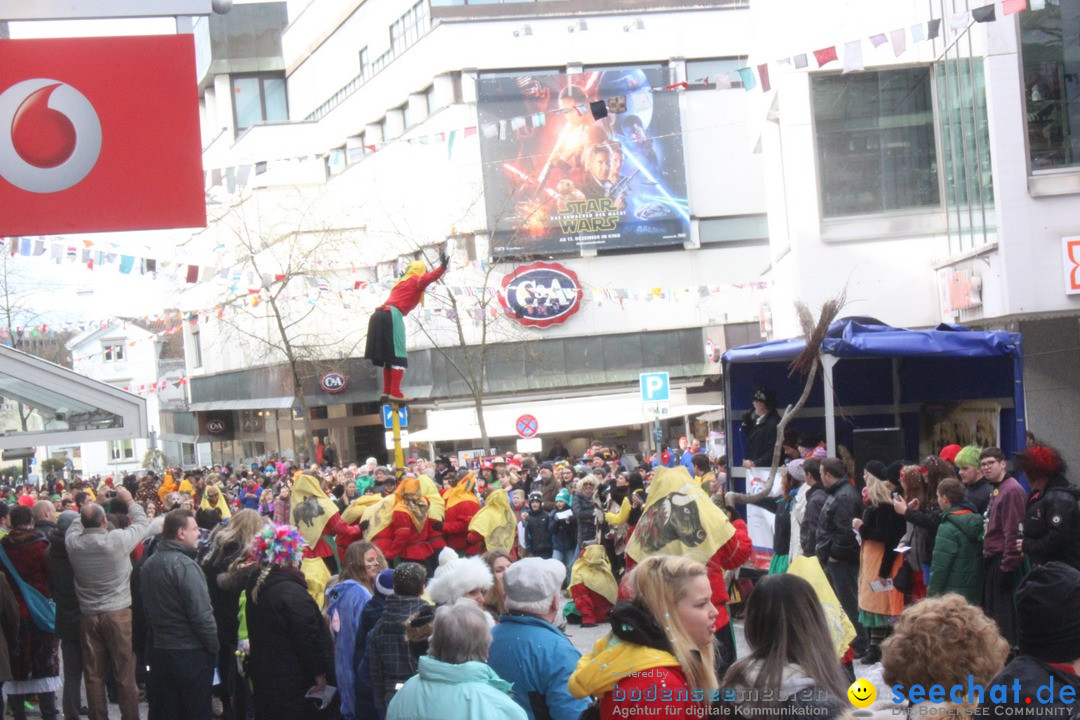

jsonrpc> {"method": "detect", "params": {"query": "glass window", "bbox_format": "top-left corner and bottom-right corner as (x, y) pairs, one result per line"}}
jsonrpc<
(109, 439), (135, 462)
(191, 330), (203, 368)
(686, 58), (746, 89)
(232, 73), (288, 132)
(1022, 0), (1080, 170)
(103, 343), (124, 361)
(698, 215), (769, 245)
(812, 68), (940, 217)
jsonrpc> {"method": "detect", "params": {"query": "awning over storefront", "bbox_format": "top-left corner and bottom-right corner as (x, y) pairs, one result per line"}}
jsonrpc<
(0, 344), (148, 449)
(409, 390), (722, 443)
(188, 397), (296, 412)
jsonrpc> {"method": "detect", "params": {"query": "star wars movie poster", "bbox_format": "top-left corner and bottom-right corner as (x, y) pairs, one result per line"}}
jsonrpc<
(477, 67), (690, 259)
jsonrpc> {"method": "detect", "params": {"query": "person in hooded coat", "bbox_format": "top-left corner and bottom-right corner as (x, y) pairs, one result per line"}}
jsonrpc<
(927, 478), (984, 604)
(441, 471), (482, 556)
(629, 466), (752, 677)
(569, 544), (617, 627)
(325, 543), (373, 720)
(369, 478), (434, 568)
(245, 524), (334, 720)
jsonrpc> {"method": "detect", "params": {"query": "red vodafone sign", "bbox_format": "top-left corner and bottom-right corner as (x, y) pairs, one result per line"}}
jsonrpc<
(0, 36), (206, 235)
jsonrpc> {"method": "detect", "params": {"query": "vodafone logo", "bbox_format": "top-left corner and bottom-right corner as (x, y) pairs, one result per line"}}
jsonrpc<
(0, 78), (102, 194)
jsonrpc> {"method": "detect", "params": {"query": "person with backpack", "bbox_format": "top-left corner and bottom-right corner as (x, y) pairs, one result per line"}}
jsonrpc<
(0, 505), (58, 720)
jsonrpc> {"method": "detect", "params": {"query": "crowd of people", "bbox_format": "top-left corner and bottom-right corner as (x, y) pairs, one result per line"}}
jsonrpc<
(0, 401), (1070, 719)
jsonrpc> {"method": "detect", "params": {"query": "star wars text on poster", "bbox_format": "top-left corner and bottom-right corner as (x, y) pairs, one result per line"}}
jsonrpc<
(477, 66), (690, 258)
(556, 198), (621, 234)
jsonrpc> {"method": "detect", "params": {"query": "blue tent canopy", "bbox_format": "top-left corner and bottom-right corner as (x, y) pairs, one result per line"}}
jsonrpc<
(723, 317), (1021, 363)
(721, 317), (1025, 472)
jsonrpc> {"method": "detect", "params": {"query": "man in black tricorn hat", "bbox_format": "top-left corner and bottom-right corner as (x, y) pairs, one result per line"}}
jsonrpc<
(742, 387), (781, 469)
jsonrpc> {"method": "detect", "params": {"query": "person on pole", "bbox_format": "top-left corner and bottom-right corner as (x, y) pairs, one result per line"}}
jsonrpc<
(365, 254), (449, 403)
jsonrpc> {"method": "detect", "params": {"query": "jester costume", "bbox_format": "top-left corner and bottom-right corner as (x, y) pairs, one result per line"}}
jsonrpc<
(368, 477), (439, 567)
(569, 544), (618, 625)
(364, 257), (448, 402)
(442, 473), (483, 555)
(624, 466), (752, 673)
(291, 474), (362, 582)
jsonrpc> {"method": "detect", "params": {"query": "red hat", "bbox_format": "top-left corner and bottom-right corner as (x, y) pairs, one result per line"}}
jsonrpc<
(507, 458), (522, 469)
(939, 444), (962, 464)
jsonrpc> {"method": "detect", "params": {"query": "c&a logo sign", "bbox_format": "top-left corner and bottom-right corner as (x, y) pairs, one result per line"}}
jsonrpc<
(0, 35), (206, 236)
(1063, 236), (1080, 296)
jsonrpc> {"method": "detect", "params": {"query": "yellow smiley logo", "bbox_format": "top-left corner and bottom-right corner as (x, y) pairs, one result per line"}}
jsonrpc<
(847, 678), (876, 708)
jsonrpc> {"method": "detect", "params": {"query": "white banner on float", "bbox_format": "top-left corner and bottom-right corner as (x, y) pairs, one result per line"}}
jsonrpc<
(745, 467), (782, 568)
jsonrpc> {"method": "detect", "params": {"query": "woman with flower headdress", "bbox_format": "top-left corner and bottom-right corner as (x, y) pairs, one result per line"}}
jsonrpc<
(369, 476), (437, 569)
(245, 524), (335, 720)
(364, 255), (449, 402)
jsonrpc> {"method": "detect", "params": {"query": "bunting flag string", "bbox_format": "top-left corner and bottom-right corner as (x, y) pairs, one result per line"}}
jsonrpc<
(745, 2), (1022, 93)
(56, 275), (772, 362)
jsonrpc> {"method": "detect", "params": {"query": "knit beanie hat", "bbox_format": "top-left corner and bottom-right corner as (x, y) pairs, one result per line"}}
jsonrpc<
(939, 444), (963, 464)
(863, 460), (888, 482)
(1016, 562), (1080, 662)
(555, 489), (572, 505)
(375, 569), (395, 596)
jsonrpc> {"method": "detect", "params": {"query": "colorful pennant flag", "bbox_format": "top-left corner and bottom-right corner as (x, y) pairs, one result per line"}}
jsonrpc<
(813, 46), (838, 67)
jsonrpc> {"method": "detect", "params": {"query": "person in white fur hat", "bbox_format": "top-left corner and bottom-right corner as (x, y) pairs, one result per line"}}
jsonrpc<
(426, 547), (494, 618)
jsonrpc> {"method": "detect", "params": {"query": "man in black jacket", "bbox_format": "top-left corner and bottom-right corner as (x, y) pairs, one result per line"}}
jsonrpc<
(741, 387), (781, 469)
(986, 562), (1080, 718)
(47, 511), (83, 720)
(815, 457), (868, 656)
(140, 509), (218, 720)
(799, 458), (827, 557)
(1017, 444), (1080, 571)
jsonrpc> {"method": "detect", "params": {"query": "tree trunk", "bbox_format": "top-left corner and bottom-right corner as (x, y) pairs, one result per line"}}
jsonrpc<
(288, 362), (314, 462)
(474, 390), (490, 451)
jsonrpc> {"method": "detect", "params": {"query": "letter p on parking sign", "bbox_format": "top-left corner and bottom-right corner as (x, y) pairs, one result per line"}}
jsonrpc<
(639, 372), (670, 402)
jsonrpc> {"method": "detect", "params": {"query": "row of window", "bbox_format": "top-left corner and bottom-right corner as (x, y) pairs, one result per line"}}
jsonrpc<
(307, 1), (431, 122)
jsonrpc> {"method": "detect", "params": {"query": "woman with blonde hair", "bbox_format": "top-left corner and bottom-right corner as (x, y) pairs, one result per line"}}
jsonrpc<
(851, 461), (906, 665)
(201, 509), (268, 719)
(569, 555), (718, 719)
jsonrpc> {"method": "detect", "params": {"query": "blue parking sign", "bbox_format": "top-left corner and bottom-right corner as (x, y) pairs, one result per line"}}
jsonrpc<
(639, 372), (670, 402)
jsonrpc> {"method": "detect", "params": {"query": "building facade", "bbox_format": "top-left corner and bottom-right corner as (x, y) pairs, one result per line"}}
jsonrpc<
(749, 0), (1080, 468)
(68, 319), (193, 475)
(181, 0), (773, 465)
